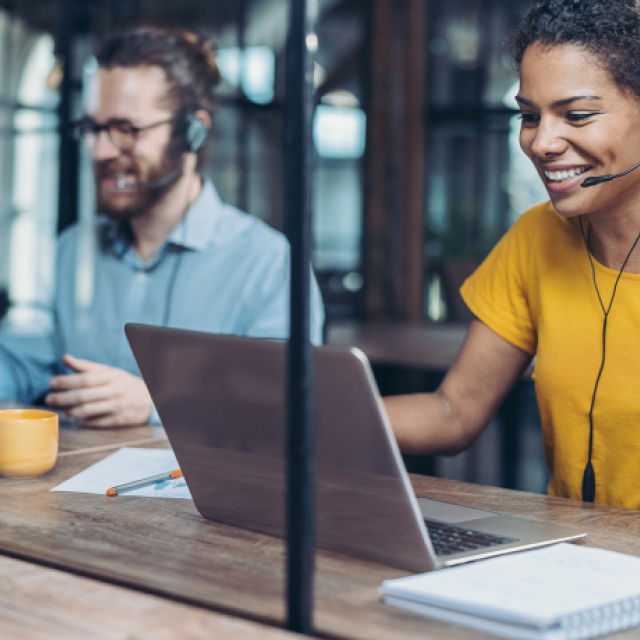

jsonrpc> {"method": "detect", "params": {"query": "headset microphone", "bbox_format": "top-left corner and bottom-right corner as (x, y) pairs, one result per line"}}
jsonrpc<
(114, 114), (208, 192)
(116, 163), (184, 190)
(581, 160), (640, 187)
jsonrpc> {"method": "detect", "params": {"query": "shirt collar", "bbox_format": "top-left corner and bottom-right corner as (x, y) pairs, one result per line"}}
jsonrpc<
(99, 179), (227, 257)
(166, 179), (226, 251)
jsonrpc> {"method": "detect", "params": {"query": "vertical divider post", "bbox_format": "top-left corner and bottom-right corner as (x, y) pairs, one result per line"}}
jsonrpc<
(283, 0), (317, 635)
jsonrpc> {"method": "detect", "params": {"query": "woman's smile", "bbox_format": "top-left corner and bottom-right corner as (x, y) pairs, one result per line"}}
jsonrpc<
(540, 163), (593, 193)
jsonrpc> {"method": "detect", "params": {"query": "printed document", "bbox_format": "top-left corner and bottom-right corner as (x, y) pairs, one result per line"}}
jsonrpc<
(51, 447), (192, 499)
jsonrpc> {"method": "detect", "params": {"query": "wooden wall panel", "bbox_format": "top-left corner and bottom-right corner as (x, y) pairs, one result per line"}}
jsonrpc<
(362, 0), (426, 322)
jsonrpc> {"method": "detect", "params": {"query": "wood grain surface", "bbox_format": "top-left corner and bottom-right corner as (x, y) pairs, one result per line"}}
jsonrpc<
(326, 321), (468, 370)
(1, 446), (639, 639)
(0, 553), (298, 640)
(58, 424), (167, 456)
(327, 321), (535, 378)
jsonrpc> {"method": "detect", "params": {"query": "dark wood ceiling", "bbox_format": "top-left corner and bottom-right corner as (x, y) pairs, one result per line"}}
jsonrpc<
(0, 0), (251, 39)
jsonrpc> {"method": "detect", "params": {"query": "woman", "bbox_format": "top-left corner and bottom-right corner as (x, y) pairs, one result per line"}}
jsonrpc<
(384, 0), (640, 509)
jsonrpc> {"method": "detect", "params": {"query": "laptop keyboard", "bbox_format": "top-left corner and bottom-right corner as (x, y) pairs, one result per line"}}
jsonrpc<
(424, 518), (519, 557)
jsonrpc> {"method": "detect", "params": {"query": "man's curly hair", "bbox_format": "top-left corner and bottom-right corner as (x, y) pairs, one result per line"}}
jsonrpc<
(509, 0), (640, 98)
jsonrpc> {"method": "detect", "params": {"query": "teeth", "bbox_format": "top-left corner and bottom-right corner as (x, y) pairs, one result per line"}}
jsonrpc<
(115, 174), (136, 189)
(544, 167), (588, 182)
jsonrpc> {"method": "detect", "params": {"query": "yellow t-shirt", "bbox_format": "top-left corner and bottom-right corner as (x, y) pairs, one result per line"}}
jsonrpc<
(460, 201), (640, 509)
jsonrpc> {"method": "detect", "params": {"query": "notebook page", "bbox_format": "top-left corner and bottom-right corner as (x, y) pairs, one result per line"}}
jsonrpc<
(382, 543), (640, 629)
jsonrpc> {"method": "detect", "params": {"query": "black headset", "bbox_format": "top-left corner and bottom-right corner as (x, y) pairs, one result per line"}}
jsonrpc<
(183, 113), (209, 154)
(579, 163), (640, 501)
(160, 112), (209, 326)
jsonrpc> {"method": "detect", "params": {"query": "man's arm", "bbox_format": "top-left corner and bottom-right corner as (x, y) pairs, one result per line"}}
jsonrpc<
(0, 332), (58, 404)
(383, 319), (532, 455)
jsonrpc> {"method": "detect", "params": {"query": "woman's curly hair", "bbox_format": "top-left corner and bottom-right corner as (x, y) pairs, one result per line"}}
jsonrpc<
(509, 0), (640, 98)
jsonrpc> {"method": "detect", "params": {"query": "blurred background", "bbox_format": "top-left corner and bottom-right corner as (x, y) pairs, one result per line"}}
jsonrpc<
(0, 0), (550, 493)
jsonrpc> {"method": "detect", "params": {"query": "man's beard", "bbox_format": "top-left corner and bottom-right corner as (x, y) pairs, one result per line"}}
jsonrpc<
(95, 144), (184, 220)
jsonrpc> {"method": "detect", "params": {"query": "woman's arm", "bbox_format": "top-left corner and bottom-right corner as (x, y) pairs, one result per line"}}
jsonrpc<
(383, 319), (532, 455)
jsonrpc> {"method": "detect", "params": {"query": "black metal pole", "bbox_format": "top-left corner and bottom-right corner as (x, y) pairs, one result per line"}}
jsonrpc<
(55, 0), (81, 235)
(284, 0), (315, 635)
(236, 0), (249, 213)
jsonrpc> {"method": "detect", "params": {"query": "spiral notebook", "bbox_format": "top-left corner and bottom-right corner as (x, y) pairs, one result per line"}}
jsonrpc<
(381, 543), (640, 640)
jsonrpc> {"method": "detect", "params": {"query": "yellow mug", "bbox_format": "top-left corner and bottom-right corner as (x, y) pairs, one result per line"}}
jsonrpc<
(0, 409), (58, 478)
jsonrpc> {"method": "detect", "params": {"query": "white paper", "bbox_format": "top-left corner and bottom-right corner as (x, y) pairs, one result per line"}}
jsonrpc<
(382, 543), (640, 628)
(51, 447), (192, 499)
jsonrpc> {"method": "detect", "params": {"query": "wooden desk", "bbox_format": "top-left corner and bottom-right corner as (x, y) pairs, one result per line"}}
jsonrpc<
(326, 320), (535, 378)
(58, 424), (167, 456)
(1, 445), (639, 640)
(0, 553), (297, 640)
(326, 321), (468, 371)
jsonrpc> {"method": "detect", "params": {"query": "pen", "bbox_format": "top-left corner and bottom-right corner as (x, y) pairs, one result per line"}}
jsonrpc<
(106, 469), (183, 496)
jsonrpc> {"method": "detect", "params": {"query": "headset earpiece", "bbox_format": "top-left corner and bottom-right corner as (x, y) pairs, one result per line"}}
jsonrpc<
(184, 114), (209, 153)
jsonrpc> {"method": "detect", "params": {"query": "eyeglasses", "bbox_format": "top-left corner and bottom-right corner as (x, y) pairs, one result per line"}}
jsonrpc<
(68, 116), (177, 151)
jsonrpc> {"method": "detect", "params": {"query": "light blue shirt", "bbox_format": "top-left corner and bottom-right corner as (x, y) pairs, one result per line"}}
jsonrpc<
(0, 180), (324, 419)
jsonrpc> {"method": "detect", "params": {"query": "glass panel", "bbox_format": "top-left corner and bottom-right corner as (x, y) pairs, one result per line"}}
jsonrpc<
(313, 158), (362, 272)
(425, 0), (540, 322)
(217, 46), (275, 104)
(313, 102), (365, 273)
(428, 0), (531, 108)
(0, 23), (59, 331)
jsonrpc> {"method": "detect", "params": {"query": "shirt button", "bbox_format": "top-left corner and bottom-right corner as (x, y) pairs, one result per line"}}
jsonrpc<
(136, 271), (147, 282)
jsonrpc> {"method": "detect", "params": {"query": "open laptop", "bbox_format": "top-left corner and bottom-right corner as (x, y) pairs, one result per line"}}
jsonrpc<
(126, 324), (585, 572)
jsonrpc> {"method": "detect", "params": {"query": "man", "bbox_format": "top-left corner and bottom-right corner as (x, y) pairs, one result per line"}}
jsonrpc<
(0, 26), (324, 426)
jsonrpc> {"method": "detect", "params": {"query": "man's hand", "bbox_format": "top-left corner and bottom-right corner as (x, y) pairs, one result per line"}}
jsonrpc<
(45, 354), (153, 428)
